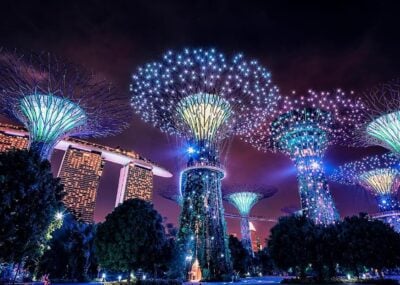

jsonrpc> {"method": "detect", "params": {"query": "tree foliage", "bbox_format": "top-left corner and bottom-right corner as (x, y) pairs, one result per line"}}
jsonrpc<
(339, 214), (400, 278)
(38, 213), (97, 281)
(95, 199), (166, 281)
(228, 235), (251, 275)
(268, 215), (315, 278)
(255, 247), (274, 275)
(0, 150), (64, 264)
(267, 213), (400, 281)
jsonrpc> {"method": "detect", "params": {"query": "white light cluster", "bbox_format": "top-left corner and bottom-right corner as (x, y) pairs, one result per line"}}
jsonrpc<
(130, 48), (280, 144)
(246, 89), (365, 153)
(331, 152), (400, 196)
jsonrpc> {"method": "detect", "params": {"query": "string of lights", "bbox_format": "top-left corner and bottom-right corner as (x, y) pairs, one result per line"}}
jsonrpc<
(130, 48), (279, 280)
(244, 89), (365, 224)
(330, 153), (400, 231)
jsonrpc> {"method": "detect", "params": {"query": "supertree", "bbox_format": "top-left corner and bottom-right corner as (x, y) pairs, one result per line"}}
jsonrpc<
(330, 153), (400, 231)
(224, 186), (277, 256)
(244, 90), (365, 224)
(354, 79), (400, 155)
(130, 48), (279, 280)
(0, 50), (130, 159)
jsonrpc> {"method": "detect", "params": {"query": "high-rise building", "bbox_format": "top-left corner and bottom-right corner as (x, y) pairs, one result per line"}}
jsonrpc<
(58, 147), (104, 223)
(0, 125), (29, 152)
(249, 222), (263, 252)
(0, 123), (172, 223)
(115, 163), (154, 206)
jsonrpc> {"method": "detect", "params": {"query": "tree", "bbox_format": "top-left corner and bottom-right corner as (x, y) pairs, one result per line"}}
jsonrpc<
(255, 247), (274, 276)
(309, 224), (341, 281)
(228, 235), (251, 275)
(95, 199), (166, 283)
(339, 213), (400, 278)
(38, 213), (97, 281)
(0, 150), (64, 267)
(268, 215), (316, 279)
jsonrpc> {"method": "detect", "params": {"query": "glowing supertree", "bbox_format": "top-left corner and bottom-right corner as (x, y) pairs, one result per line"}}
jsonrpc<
(245, 90), (365, 224)
(0, 50), (130, 159)
(225, 186), (277, 256)
(354, 79), (400, 156)
(330, 153), (400, 231)
(130, 48), (279, 280)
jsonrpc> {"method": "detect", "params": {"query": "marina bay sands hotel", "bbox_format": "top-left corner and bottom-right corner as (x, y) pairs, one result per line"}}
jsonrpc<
(0, 123), (172, 223)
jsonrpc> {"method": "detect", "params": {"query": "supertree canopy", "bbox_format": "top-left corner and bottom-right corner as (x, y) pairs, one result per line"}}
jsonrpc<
(225, 186), (277, 256)
(130, 48), (279, 280)
(0, 50), (130, 159)
(330, 153), (400, 231)
(244, 89), (365, 225)
(355, 79), (400, 155)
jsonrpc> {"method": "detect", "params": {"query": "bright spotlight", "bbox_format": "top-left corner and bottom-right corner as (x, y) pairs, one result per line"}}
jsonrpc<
(55, 212), (64, 221)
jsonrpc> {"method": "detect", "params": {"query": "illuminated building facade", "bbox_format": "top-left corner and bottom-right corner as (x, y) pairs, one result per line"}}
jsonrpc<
(0, 126), (28, 152)
(249, 222), (262, 252)
(0, 124), (172, 222)
(115, 163), (154, 205)
(58, 147), (104, 223)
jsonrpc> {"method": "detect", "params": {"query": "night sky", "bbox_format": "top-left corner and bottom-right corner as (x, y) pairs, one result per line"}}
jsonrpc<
(1, 0), (400, 242)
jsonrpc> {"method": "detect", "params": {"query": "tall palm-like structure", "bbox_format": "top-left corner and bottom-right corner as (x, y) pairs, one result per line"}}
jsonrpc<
(330, 153), (400, 231)
(355, 79), (400, 155)
(130, 48), (279, 280)
(244, 90), (365, 224)
(225, 187), (277, 256)
(0, 50), (130, 159)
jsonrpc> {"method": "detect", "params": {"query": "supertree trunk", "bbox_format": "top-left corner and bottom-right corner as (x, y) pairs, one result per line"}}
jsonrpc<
(293, 155), (339, 225)
(29, 141), (58, 160)
(177, 166), (232, 280)
(240, 215), (253, 256)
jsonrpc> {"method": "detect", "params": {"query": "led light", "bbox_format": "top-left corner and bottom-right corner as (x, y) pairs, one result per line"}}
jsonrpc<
(130, 48), (279, 279)
(227, 192), (262, 216)
(55, 211), (64, 221)
(0, 51), (130, 160)
(187, 146), (196, 154)
(245, 90), (364, 225)
(177, 93), (232, 142)
(20, 94), (87, 143)
(226, 189), (276, 255)
(366, 111), (400, 154)
(311, 162), (320, 169)
(332, 153), (400, 213)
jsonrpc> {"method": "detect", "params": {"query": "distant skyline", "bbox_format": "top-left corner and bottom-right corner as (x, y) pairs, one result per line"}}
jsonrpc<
(1, 0), (399, 241)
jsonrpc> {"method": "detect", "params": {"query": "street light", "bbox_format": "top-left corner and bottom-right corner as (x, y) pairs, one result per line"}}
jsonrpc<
(55, 211), (64, 221)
